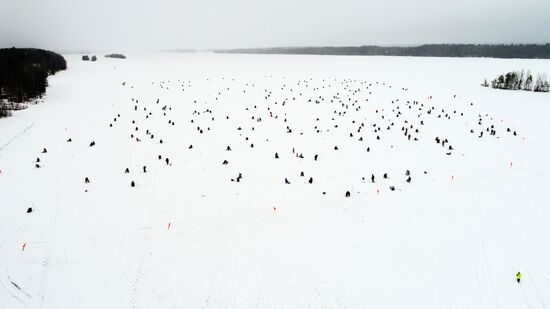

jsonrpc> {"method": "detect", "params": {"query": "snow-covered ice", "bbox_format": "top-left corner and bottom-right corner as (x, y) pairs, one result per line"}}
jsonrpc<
(1, 53), (549, 308)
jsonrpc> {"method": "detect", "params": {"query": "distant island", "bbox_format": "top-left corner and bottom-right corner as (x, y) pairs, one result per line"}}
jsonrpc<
(215, 44), (550, 59)
(82, 54), (98, 61)
(105, 53), (126, 59)
(0, 48), (66, 117)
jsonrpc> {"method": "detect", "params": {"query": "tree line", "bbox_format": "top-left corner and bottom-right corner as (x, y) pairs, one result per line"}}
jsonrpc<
(216, 44), (550, 59)
(0, 48), (66, 106)
(482, 71), (549, 92)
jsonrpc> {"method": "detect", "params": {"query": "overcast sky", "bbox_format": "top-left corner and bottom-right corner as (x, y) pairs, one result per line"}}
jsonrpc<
(1, 0), (549, 52)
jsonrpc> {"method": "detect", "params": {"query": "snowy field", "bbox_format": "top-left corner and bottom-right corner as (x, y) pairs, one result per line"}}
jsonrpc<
(1, 53), (549, 308)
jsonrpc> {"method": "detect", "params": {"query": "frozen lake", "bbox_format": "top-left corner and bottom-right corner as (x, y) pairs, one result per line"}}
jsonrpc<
(0, 53), (549, 308)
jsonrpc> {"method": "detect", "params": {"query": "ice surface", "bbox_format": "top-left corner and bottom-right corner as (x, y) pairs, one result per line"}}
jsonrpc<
(0, 53), (549, 308)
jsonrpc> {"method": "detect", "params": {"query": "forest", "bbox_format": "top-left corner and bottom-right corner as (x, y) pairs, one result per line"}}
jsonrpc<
(0, 47), (66, 111)
(217, 44), (550, 59)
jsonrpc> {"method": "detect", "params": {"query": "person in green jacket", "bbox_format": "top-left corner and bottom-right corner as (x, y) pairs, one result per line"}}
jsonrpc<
(516, 272), (521, 283)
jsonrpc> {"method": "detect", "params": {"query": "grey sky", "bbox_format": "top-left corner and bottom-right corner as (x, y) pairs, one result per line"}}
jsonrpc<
(1, 0), (549, 52)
